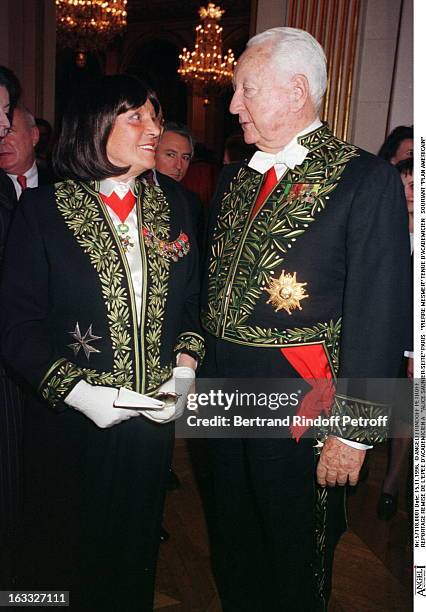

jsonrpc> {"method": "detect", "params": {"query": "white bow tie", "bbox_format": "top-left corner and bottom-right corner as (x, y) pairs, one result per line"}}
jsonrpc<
(248, 141), (309, 174)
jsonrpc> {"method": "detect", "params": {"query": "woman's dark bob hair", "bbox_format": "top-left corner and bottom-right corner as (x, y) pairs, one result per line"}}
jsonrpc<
(395, 156), (413, 176)
(378, 125), (413, 162)
(53, 74), (160, 181)
(0, 65), (22, 115)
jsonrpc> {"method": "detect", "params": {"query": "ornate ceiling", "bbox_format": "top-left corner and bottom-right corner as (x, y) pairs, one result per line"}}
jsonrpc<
(127, 0), (251, 23)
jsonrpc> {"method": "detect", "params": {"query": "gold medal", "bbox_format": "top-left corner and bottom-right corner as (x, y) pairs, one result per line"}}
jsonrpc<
(265, 270), (309, 315)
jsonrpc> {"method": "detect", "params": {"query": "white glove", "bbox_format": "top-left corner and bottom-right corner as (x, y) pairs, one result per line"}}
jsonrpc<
(65, 380), (140, 429)
(139, 367), (195, 424)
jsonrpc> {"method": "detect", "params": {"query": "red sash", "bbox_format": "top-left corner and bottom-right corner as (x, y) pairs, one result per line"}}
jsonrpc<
(281, 344), (335, 441)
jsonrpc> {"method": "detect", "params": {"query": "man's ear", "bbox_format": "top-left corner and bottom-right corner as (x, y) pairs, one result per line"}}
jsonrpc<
(32, 125), (40, 148)
(289, 74), (310, 112)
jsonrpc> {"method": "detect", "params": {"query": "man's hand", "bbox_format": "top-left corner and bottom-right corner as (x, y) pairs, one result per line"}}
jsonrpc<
(407, 357), (414, 378)
(316, 436), (366, 487)
(177, 353), (197, 370)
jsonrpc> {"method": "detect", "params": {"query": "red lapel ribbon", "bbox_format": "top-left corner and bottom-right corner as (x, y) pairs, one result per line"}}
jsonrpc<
(101, 190), (136, 223)
(251, 166), (278, 219)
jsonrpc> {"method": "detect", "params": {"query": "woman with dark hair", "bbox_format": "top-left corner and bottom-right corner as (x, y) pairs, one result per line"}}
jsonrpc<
(0, 74), (204, 610)
(0, 86), (10, 137)
(0, 65), (21, 116)
(378, 125), (413, 164)
(0, 77), (12, 139)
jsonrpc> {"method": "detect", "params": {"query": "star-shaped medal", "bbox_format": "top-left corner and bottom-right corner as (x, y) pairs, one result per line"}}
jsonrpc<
(68, 323), (102, 360)
(265, 270), (309, 315)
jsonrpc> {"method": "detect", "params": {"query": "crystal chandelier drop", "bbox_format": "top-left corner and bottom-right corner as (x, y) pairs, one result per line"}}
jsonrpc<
(56, 0), (127, 67)
(178, 3), (236, 102)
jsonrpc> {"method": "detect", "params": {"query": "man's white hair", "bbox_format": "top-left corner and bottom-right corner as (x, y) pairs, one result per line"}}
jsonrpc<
(247, 27), (327, 111)
(15, 104), (36, 129)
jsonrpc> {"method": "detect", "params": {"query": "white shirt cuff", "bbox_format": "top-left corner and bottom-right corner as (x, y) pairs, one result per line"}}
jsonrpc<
(333, 436), (373, 450)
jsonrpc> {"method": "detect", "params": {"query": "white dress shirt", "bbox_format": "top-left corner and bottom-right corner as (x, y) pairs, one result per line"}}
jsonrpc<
(99, 178), (143, 324)
(248, 119), (323, 179)
(8, 161), (38, 198)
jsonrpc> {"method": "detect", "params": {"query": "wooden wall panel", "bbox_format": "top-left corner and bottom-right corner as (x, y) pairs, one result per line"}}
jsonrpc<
(287, 0), (360, 140)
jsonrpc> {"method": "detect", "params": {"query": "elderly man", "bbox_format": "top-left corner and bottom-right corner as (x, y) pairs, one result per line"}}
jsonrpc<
(200, 28), (411, 611)
(0, 105), (52, 199)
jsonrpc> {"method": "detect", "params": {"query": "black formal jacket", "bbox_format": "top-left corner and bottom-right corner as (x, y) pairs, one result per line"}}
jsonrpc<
(150, 171), (204, 251)
(201, 124), (412, 443)
(0, 165), (55, 266)
(0, 177), (205, 408)
(182, 185), (204, 250)
(37, 164), (56, 186)
(0, 170), (17, 261)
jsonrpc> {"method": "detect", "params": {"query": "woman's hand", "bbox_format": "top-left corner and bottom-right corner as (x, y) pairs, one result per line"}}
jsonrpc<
(65, 381), (140, 428)
(139, 367), (196, 424)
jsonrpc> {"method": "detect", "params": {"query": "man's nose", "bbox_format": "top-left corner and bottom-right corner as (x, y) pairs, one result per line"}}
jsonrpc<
(0, 108), (9, 126)
(0, 109), (10, 138)
(0, 132), (9, 147)
(229, 90), (242, 115)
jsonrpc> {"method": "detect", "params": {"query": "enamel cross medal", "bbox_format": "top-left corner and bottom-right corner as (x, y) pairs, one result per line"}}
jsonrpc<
(117, 222), (134, 252)
(100, 190), (136, 252)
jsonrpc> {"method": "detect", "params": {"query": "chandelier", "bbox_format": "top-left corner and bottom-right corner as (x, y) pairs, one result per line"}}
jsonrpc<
(178, 3), (236, 102)
(56, 0), (127, 67)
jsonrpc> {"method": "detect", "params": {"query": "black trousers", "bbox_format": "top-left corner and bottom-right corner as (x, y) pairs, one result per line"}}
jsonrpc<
(18, 397), (174, 612)
(200, 334), (332, 611)
(208, 437), (315, 612)
(0, 372), (25, 588)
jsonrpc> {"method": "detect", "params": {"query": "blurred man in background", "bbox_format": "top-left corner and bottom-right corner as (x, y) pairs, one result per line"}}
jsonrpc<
(0, 105), (53, 199)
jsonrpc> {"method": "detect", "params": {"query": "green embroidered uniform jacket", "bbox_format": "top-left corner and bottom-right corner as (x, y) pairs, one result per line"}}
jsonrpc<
(0, 176), (205, 407)
(201, 125), (412, 443)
